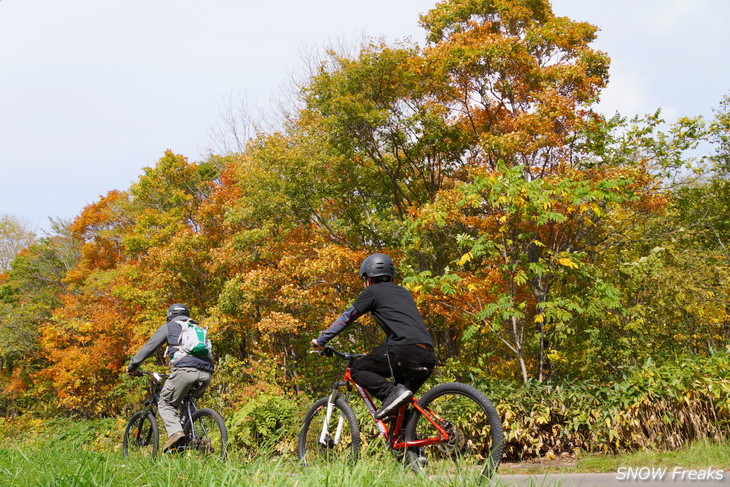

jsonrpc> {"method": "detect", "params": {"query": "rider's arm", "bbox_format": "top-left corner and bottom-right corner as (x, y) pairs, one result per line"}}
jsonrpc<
(314, 305), (362, 347)
(127, 324), (168, 372)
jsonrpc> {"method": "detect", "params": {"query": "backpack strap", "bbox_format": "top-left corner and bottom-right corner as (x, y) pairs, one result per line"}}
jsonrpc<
(165, 318), (189, 360)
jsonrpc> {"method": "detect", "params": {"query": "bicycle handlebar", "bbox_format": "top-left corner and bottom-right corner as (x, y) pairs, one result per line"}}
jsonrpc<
(311, 345), (366, 362)
(137, 370), (169, 382)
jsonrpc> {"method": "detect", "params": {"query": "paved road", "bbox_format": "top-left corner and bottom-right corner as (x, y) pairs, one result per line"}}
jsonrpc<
(493, 472), (730, 487)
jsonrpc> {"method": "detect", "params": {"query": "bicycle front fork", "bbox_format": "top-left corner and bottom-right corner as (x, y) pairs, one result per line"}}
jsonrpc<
(319, 391), (345, 447)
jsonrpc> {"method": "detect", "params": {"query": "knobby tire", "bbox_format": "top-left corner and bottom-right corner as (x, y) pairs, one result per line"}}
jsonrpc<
(188, 408), (228, 461)
(123, 411), (159, 458)
(298, 396), (361, 467)
(404, 382), (504, 482)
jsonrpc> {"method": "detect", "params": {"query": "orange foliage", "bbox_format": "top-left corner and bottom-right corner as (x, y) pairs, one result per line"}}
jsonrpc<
(66, 190), (128, 283)
(37, 294), (134, 415)
(14, 1), (717, 412)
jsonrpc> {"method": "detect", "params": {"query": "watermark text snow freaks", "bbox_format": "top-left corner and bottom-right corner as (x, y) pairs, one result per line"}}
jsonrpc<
(617, 467), (725, 482)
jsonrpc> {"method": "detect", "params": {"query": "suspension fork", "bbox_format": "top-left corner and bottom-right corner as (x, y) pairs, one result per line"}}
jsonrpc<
(136, 400), (156, 441)
(319, 382), (347, 446)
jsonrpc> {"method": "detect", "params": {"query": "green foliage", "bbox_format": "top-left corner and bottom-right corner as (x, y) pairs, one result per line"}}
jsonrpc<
(228, 394), (299, 454)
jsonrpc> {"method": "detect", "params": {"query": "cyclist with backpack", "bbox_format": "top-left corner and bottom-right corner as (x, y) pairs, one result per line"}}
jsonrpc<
(127, 303), (214, 452)
(311, 253), (436, 419)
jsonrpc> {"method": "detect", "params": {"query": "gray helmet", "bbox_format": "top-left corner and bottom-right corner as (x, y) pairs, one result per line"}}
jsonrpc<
(359, 253), (395, 279)
(166, 303), (190, 321)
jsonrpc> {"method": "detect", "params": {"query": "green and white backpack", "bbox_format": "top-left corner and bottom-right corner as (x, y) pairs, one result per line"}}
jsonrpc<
(173, 318), (212, 362)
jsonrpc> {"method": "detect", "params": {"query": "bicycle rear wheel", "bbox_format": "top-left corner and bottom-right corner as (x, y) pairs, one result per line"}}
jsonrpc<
(298, 396), (360, 467)
(123, 411), (159, 458)
(187, 408), (228, 460)
(404, 382), (504, 482)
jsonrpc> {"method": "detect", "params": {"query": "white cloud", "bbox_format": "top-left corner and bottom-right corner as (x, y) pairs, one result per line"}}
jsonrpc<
(1, 0), (727, 231)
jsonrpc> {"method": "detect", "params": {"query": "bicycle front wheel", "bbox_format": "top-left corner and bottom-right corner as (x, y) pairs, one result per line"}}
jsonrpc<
(188, 408), (228, 461)
(298, 396), (360, 467)
(123, 411), (159, 458)
(404, 382), (504, 482)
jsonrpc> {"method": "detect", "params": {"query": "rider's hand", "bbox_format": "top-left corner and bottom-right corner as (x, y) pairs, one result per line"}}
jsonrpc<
(127, 368), (141, 377)
(310, 339), (325, 351)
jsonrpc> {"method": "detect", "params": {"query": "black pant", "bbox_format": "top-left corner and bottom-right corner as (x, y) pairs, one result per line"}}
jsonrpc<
(350, 343), (436, 401)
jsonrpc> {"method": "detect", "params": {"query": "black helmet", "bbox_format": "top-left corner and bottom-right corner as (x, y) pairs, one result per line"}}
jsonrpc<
(166, 303), (190, 321)
(359, 253), (395, 279)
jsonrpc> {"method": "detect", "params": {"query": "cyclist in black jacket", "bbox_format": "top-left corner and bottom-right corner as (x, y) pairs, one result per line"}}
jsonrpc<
(127, 303), (214, 452)
(311, 253), (436, 419)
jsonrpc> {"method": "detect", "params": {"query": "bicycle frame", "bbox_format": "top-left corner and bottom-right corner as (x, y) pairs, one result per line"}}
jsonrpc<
(126, 370), (227, 461)
(181, 395), (214, 446)
(320, 349), (450, 452)
(135, 372), (203, 447)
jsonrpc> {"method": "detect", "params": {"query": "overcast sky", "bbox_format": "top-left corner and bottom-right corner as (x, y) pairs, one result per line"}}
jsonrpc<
(1, 0), (728, 234)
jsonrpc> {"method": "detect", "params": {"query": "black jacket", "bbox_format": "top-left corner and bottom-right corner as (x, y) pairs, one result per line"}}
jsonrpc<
(316, 282), (433, 347)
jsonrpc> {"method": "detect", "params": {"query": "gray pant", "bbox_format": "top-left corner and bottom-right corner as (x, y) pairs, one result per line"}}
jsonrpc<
(159, 367), (213, 437)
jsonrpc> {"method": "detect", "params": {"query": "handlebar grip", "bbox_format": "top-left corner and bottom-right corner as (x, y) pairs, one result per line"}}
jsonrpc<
(309, 347), (335, 357)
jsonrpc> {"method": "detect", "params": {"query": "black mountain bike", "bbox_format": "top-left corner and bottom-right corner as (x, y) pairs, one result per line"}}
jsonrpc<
(122, 370), (228, 460)
(298, 346), (504, 483)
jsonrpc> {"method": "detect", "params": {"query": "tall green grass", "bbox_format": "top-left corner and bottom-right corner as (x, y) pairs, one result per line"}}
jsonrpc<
(1, 415), (728, 486)
(0, 446), (484, 487)
(0, 417), (464, 487)
(3, 440), (728, 487)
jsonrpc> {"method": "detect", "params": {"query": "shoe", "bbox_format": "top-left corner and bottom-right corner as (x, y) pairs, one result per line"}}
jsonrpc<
(162, 431), (187, 452)
(375, 384), (412, 419)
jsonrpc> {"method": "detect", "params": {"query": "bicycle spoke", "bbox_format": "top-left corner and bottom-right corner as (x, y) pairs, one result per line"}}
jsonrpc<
(406, 383), (503, 482)
(188, 408), (228, 461)
(298, 396), (360, 467)
(123, 412), (159, 458)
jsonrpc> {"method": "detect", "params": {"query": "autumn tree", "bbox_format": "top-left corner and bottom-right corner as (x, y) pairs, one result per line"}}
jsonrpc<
(292, 0), (619, 381)
(580, 100), (730, 372)
(0, 214), (36, 271)
(5, 0), (728, 415)
(0, 220), (79, 410)
(36, 151), (227, 415)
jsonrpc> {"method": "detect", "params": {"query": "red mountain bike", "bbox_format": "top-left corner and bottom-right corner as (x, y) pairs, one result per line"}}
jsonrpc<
(298, 346), (504, 482)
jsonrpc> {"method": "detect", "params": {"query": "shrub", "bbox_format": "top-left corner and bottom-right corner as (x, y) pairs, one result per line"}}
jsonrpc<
(228, 394), (299, 455)
(475, 350), (730, 460)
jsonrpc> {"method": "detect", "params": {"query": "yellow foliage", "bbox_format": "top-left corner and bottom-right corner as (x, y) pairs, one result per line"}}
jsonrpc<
(457, 251), (473, 266)
(556, 257), (579, 269)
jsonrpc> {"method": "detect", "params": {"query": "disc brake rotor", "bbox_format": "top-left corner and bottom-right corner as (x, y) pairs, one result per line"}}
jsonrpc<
(438, 423), (466, 456)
